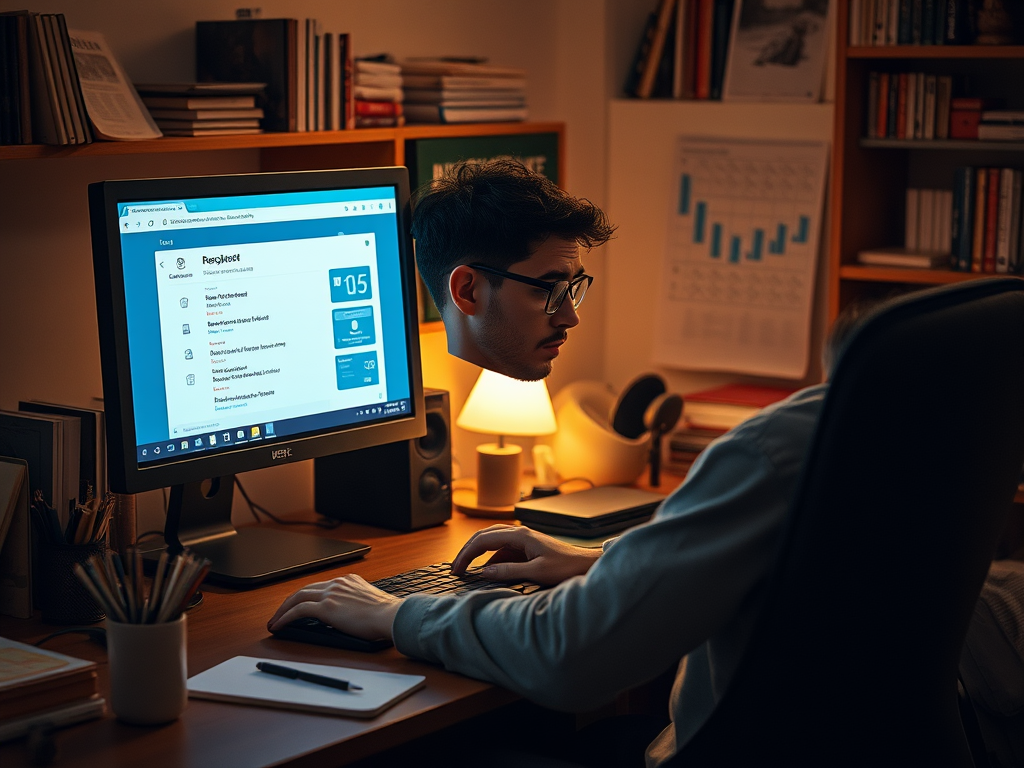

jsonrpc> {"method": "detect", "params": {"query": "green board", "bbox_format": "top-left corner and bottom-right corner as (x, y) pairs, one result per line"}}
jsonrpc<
(407, 132), (560, 190)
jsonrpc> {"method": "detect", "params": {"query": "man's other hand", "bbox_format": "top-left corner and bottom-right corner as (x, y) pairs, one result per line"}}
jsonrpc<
(451, 524), (601, 585)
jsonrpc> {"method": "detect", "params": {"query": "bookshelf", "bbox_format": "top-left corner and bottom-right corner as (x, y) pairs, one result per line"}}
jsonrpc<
(829, 2), (1024, 324)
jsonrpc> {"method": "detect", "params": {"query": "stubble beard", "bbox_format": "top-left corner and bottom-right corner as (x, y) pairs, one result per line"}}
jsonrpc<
(478, 299), (552, 382)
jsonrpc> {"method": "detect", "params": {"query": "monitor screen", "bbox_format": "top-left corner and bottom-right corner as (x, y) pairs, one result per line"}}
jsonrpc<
(90, 167), (425, 496)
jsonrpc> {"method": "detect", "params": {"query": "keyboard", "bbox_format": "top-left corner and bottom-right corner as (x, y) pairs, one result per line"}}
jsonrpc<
(271, 563), (543, 652)
(371, 562), (543, 597)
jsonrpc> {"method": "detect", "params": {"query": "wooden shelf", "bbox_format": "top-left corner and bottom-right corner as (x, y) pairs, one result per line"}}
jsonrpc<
(839, 265), (1023, 285)
(860, 138), (1024, 152)
(847, 45), (1024, 59)
(0, 121), (566, 161)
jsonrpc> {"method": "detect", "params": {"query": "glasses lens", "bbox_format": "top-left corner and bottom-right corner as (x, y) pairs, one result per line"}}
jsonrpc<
(546, 281), (570, 314)
(570, 276), (590, 309)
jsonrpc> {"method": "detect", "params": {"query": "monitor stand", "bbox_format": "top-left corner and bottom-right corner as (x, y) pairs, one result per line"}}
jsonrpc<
(147, 476), (369, 588)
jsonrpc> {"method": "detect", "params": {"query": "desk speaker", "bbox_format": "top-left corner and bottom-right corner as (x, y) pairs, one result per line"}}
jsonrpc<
(314, 389), (452, 531)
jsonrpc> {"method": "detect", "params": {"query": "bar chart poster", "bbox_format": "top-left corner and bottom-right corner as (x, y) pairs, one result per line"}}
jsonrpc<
(653, 138), (828, 378)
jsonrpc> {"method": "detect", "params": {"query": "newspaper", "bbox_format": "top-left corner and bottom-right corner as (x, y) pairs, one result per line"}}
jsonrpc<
(67, 29), (161, 140)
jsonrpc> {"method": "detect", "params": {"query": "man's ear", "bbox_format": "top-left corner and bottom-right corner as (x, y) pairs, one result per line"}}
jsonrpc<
(448, 265), (482, 316)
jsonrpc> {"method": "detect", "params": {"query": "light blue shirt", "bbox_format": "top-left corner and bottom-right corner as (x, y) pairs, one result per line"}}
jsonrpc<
(394, 384), (826, 766)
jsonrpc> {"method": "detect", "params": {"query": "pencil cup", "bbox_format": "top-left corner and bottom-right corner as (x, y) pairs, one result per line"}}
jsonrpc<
(107, 614), (188, 724)
(38, 541), (108, 625)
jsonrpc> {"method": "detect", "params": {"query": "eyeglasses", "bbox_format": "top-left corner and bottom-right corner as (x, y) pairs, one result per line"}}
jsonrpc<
(469, 263), (594, 315)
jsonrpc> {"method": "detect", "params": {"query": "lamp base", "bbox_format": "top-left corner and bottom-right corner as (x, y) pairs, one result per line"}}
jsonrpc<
(452, 487), (516, 519)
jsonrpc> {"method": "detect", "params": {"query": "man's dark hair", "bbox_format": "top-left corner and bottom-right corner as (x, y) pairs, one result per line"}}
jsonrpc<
(410, 158), (615, 312)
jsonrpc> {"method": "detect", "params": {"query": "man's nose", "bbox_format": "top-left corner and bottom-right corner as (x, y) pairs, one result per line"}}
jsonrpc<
(552, 298), (580, 328)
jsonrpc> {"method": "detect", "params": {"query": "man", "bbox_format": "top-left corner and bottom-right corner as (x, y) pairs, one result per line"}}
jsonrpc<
(269, 160), (827, 767)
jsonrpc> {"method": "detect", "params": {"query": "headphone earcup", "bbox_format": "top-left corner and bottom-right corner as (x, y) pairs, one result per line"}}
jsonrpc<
(610, 374), (667, 439)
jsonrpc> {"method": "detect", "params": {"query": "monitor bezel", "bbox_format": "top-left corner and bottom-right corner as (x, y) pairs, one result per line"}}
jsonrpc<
(90, 166), (425, 495)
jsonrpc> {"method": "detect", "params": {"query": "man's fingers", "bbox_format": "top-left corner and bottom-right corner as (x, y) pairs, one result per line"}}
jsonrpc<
(484, 545), (529, 566)
(451, 529), (527, 572)
(268, 600), (321, 631)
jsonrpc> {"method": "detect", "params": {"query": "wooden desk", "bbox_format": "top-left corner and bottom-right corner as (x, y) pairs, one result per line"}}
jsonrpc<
(0, 514), (519, 768)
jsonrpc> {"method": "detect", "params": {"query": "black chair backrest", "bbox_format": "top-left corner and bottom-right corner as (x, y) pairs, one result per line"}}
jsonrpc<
(672, 278), (1024, 767)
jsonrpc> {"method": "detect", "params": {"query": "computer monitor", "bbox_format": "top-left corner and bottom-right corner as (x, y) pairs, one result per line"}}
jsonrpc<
(89, 167), (425, 586)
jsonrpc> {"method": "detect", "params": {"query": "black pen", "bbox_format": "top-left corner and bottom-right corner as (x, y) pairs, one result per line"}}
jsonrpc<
(256, 661), (362, 691)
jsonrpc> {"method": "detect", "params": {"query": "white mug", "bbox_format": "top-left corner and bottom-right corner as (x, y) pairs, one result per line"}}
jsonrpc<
(106, 614), (188, 724)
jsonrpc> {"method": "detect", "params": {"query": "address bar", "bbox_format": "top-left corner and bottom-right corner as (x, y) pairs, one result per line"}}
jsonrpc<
(120, 199), (394, 233)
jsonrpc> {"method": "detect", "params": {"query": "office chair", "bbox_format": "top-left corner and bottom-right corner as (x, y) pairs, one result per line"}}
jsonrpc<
(668, 278), (1024, 768)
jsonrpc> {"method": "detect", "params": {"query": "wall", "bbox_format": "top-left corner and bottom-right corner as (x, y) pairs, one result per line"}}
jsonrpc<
(0, 0), (613, 531)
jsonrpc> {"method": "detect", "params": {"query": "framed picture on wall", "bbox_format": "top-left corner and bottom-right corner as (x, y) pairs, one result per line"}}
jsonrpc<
(722, 0), (832, 102)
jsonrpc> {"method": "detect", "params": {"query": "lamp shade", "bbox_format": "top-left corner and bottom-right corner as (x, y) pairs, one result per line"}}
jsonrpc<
(456, 370), (557, 436)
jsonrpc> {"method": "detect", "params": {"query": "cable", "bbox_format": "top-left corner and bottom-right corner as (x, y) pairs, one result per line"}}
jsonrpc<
(34, 627), (107, 648)
(233, 477), (341, 529)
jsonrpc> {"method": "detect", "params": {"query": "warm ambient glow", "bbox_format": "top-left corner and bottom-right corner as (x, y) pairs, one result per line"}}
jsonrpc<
(456, 369), (557, 438)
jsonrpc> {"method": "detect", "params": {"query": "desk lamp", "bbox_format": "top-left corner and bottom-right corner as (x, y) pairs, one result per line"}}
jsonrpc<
(455, 370), (557, 516)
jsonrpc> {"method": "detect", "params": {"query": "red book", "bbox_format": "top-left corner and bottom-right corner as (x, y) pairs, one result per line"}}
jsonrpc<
(876, 72), (890, 139)
(694, 0), (714, 100)
(983, 168), (1001, 273)
(896, 73), (908, 139)
(355, 100), (403, 117)
(949, 110), (981, 140)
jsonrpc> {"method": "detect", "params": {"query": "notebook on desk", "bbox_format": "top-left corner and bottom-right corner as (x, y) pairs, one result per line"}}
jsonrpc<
(187, 656), (425, 718)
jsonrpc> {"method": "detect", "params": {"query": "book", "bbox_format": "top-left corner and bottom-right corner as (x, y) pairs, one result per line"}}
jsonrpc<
(154, 118), (261, 130)
(857, 247), (949, 268)
(354, 59), (400, 76)
(905, 187), (920, 249)
(352, 115), (405, 129)
(913, 71), (925, 138)
(918, 187), (935, 250)
(984, 167), (1000, 272)
(922, 74), (937, 140)
(694, 0), (714, 100)
(399, 60), (526, 79)
(187, 656), (425, 718)
(980, 110), (1024, 123)
(935, 75), (951, 139)
(0, 411), (79, 529)
(400, 74), (527, 91)
(141, 95), (256, 110)
(353, 72), (402, 90)
(672, 0), (694, 99)
(354, 100), (403, 117)
(195, 19), (297, 132)
(158, 126), (263, 136)
(681, 384), (797, 431)
(403, 104), (527, 124)
(0, 696), (104, 742)
(0, 457), (30, 618)
(147, 107), (264, 120)
(636, 0), (677, 99)
(626, 9), (660, 96)
(18, 401), (105, 503)
(708, 0), (734, 101)
(971, 167), (988, 272)
(352, 84), (403, 102)
(994, 168), (1018, 274)
(953, 165), (974, 271)
(403, 88), (526, 103)
(134, 82), (267, 95)
(0, 636), (98, 716)
(978, 123), (1024, 141)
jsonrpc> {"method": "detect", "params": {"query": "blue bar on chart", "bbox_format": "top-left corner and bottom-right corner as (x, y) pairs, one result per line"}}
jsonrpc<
(710, 223), (722, 257)
(729, 235), (741, 263)
(793, 215), (810, 243)
(679, 174), (691, 215)
(748, 229), (764, 261)
(693, 202), (707, 244)
(769, 223), (787, 255)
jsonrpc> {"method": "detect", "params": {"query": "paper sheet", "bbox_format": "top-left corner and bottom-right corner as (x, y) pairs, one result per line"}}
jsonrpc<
(653, 137), (829, 378)
(67, 29), (161, 140)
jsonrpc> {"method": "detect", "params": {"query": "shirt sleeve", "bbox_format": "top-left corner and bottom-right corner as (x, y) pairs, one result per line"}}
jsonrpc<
(393, 419), (797, 712)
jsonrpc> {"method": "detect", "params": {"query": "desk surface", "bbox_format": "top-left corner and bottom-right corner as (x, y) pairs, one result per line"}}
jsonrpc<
(0, 512), (522, 768)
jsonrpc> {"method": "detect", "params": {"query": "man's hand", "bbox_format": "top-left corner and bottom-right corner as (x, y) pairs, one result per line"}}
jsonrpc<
(267, 575), (403, 640)
(451, 524), (601, 585)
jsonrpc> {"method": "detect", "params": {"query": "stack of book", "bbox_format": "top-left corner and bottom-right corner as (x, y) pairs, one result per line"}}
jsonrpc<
(865, 71), (953, 141)
(354, 59), (404, 128)
(949, 166), (1023, 274)
(136, 83), (266, 136)
(682, 384), (797, 432)
(196, 18), (353, 133)
(626, 0), (734, 101)
(977, 110), (1024, 142)
(401, 60), (527, 124)
(856, 187), (953, 269)
(0, 637), (104, 742)
(849, 0), (980, 46)
(0, 11), (91, 145)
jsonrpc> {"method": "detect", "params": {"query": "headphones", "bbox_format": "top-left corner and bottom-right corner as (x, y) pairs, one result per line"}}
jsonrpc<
(610, 374), (683, 486)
